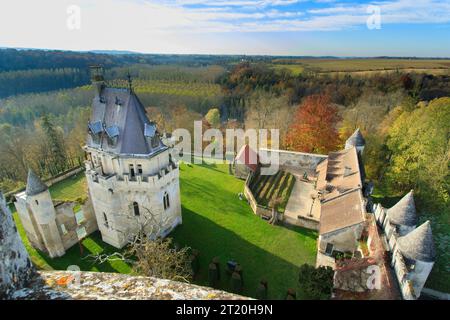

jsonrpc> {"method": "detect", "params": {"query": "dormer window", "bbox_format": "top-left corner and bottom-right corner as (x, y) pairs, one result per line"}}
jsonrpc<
(105, 125), (119, 147)
(88, 121), (104, 144)
(144, 123), (160, 148)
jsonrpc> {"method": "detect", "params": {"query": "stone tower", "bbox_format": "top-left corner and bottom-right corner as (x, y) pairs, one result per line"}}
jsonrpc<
(397, 220), (436, 297)
(84, 74), (182, 249)
(345, 128), (366, 155)
(14, 169), (65, 258)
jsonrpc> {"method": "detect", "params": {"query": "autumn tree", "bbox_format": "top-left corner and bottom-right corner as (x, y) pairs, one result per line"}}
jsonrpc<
(284, 94), (342, 154)
(384, 97), (450, 210)
(204, 108), (221, 128)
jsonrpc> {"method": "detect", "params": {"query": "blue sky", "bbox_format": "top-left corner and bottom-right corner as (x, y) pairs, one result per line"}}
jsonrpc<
(0, 0), (449, 56)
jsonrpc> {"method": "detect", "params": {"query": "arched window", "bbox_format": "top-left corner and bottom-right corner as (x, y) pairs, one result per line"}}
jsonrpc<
(163, 192), (170, 210)
(133, 202), (140, 216)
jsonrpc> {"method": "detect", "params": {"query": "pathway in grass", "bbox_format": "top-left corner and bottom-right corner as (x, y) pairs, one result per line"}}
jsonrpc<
(172, 162), (317, 299)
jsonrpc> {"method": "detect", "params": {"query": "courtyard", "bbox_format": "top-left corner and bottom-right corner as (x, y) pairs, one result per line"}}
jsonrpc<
(12, 162), (318, 299)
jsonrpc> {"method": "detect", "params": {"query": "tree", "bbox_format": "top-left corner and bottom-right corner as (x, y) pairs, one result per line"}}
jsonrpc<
(86, 204), (192, 283)
(284, 94), (342, 154)
(41, 114), (68, 174)
(384, 97), (450, 210)
(204, 108), (221, 128)
(298, 264), (334, 300)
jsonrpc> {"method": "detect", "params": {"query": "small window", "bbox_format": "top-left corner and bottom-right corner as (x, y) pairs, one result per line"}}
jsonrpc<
(103, 212), (109, 228)
(35, 200), (39, 205)
(137, 164), (143, 175)
(75, 210), (85, 225)
(325, 243), (334, 255)
(129, 164), (135, 177)
(133, 202), (140, 216)
(163, 192), (170, 210)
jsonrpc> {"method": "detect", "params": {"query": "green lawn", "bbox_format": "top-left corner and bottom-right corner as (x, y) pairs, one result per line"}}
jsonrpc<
(249, 169), (295, 212)
(49, 173), (87, 202)
(172, 162), (317, 299)
(13, 162), (318, 299)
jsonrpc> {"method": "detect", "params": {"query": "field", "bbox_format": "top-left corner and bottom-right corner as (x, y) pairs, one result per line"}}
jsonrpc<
(271, 58), (450, 76)
(12, 163), (318, 299)
(249, 170), (296, 212)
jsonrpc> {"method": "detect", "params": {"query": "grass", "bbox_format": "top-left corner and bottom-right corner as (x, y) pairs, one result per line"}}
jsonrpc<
(249, 170), (296, 213)
(49, 173), (87, 202)
(271, 58), (450, 76)
(13, 162), (317, 299)
(171, 163), (317, 299)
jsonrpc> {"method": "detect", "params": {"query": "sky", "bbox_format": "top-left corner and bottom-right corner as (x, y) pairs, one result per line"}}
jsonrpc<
(0, 0), (449, 56)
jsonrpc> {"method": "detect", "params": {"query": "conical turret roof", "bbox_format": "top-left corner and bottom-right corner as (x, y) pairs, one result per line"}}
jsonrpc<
(397, 221), (436, 262)
(25, 169), (48, 196)
(387, 190), (417, 227)
(346, 128), (365, 147)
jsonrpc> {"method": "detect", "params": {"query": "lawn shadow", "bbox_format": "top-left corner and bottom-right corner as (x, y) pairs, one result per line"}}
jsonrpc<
(171, 206), (314, 300)
(39, 231), (131, 274)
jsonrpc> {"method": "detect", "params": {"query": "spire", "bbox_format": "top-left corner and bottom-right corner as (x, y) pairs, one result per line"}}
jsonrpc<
(397, 220), (436, 262)
(25, 169), (48, 196)
(387, 190), (417, 227)
(127, 71), (133, 92)
(346, 128), (365, 147)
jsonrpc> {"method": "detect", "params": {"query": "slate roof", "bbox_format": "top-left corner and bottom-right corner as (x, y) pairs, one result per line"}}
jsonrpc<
(87, 86), (166, 156)
(346, 128), (366, 147)
(387, 190), (417, 227)
(25, 169), (48, 196)
(397, 221), (436, 262)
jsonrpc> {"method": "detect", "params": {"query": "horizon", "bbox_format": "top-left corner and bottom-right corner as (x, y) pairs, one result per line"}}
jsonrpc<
(0, 0), (449, 57)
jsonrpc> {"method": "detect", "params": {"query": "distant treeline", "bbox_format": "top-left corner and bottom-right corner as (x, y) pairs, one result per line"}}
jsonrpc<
(0, 68), (90, 98)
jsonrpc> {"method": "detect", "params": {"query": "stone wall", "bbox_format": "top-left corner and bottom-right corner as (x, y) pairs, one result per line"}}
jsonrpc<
(318, 223), (365, 254)
(12, 271), (248, 300)
(259, 148), (327, 171)
(0, 193), (35, 299)
(283, 215), (319, 231)
(54, 198), (98, 250)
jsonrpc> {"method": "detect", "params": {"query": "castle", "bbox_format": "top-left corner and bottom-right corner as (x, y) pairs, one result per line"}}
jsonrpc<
(238, 129), (436, 299)
(14, 71), (182, 255)
(84, 71), (182, 248)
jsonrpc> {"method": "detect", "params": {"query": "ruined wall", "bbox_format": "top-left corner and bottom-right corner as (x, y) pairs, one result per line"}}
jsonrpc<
(319, 223), (365, 254)
(259, 148), (327, 171)
(0, 193), (35, 299)
(54, 198), (98, 250)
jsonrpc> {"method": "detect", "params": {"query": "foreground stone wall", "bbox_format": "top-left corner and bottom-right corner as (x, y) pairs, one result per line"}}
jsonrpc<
(0, 193), (35, 299)
(12, 271), (248, 300)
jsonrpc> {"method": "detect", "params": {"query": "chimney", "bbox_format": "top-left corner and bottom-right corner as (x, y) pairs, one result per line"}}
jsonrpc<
(90, 65), (105, 97)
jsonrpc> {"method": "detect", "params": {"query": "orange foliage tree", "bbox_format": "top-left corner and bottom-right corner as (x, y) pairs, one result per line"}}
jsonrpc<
(284, 94), (342, 153)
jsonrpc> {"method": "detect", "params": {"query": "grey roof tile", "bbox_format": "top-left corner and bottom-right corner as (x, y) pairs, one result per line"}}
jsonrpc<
(346, 128), (366, 147)
(86, 87), (166, 156)
(397, 220), (436, 262)
(25, 169), (48, 196)
(387, 190), (417, 227)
